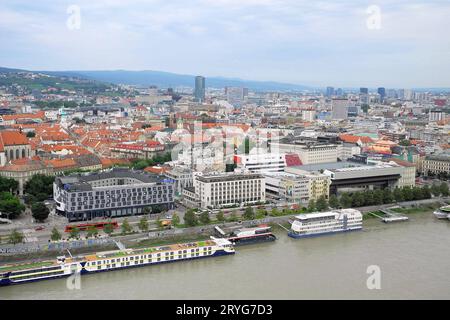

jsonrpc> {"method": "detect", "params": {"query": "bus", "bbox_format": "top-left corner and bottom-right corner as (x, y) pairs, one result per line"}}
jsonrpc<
(64, 221), (119, 233)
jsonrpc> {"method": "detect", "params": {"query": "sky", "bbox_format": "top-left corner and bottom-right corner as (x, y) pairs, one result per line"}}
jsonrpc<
(0, 0), (449, 88)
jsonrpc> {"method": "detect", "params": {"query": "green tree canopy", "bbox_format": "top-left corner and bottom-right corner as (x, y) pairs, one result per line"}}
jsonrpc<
(199, 211), (210, 224)
(24, 174), (55, 201)
(216, 211), (225, 222)
(138, 216), (149, 232)
(0, 176), (19, 193)
(184, 209), (198, 227)
(328, 195), (340, 209)
(121, 219), (133, 234)
(172, 213), (180, 226)
(315, 196), (328, 211)
(31, 202), (50, 222)
(243, 207), (255, 220)
(9, 229), (24, 245)
(0, 192), (25, 219)
(50, 227), (62, 241)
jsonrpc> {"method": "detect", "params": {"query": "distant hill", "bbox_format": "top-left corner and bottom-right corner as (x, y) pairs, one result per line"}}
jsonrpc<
(40, 70), (311, 92)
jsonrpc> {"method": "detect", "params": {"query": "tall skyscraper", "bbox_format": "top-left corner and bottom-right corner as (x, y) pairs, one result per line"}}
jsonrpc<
(377, 87), (386, 102)
(359, 87), (369, 105)
(194, 76), (205, 103)
(326, 86), (334, 97)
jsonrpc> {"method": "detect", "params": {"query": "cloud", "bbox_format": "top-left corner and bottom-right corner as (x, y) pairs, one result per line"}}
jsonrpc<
(0, 0), (449, 87)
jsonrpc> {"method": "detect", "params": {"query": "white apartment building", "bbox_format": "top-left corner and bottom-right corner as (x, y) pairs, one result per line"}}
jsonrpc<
(271, 140), (339, 165)
(234, 153), (302, 173)
(192, 173), (265, 209)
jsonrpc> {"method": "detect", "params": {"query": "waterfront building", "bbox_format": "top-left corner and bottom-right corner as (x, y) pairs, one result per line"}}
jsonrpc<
(185, 172), (265, 209)
(164, 167), (194, 196)
(54, 168), (175, 221)
(265, 169), (330, 204)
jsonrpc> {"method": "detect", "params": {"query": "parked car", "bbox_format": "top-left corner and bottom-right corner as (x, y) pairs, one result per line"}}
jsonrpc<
(35, 226), (45, 231)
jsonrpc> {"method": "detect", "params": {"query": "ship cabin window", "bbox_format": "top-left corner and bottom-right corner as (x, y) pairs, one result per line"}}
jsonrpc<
(112, 264), (116, 268)
(97, 266), (101, 270)
(130, 257), (134, 261)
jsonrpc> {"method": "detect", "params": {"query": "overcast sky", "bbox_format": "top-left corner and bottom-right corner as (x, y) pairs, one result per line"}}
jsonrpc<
(0, 0), (449, 88)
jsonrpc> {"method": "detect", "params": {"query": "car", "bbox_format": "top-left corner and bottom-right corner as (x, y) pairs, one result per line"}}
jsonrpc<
(35, 226), (45, 231)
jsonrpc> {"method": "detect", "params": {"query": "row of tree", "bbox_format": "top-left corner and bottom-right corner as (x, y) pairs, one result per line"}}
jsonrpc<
(131, 153), (172, 170)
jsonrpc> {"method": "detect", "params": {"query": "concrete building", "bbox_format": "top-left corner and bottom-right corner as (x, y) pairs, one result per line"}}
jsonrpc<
(331, 98), (349, 120)
(422, 152), (450, 176)
(194, 76), (205, 103)
(429, 109), (444, 122)
(266, 169), (330, 204)
(234, 153), (302, 173)
(164, 167), (194, 196)
(53, 168), (175, 221)
(185, 173), (265, 209)
(270, 138), (339, 165)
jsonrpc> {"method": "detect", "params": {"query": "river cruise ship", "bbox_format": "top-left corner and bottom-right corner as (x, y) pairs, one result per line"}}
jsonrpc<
(433, 205), (450, 219)
(0, 237), (234, 287)
(288, 209), (363, 239)
(227, 225), (276, 245)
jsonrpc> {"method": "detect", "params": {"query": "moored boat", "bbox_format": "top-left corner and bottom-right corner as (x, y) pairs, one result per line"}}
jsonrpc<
(226, 224), (276, 245)
(288, 209), (363, 239)
(433, 205), (450, 219)
(0, 237), (234, 287)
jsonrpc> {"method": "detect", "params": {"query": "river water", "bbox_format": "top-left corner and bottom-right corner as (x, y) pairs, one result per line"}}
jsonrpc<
(1, 214), (449, 299)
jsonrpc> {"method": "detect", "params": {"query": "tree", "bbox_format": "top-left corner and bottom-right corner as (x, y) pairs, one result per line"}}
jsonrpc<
(243, 207), (255, 220)
(439, 183), (449, 197)
(351, 192), (365, 207)
(421, 185), (432, 199)
(328, 195), (340, 209)
(69, 227), (80, 239)
(315, 196), (328, 211)
(270, 208), (280, 217)
(199, 211), (210, 224)
(399, 139), (411, 146)
(121, 219), (132, 234)
(138, 216), (149, 232)
(228, 212), (238, 222)
(393, 187), (404, 202)
(103, 222), (114, 235)
(401, 186), (414, 202)
(172, 213), (180, 226)
(0, 176), (18, 193)
(372, 190), (384, 205)
(86, 225), (98, 238)
(24, 174), (55, 201)
(431, 183), (441, 197)
(184, 209), (198, 227)
(382, 189), (394, 204)
(0, 192), (25, 219)
(256, 208), (267, 219)
(216, 211), (225, 222)
(50, 227), (62, 241)
(8, 229), (24, 245)
(339, 193), (352, 208)
(307, 199), (316, 212)
(31, 202), (50, 222)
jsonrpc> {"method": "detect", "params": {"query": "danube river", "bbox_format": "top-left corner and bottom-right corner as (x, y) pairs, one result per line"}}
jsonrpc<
(1, 214), (450, 299)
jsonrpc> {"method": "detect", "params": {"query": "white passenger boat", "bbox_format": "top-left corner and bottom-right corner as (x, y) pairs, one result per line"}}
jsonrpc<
(0, 237), (234, 287)
(433, 205), (450, 219)
(288, 209), (363, 239)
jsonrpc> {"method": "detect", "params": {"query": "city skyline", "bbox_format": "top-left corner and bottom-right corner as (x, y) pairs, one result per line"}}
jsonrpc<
(1, 0), (449, 88)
